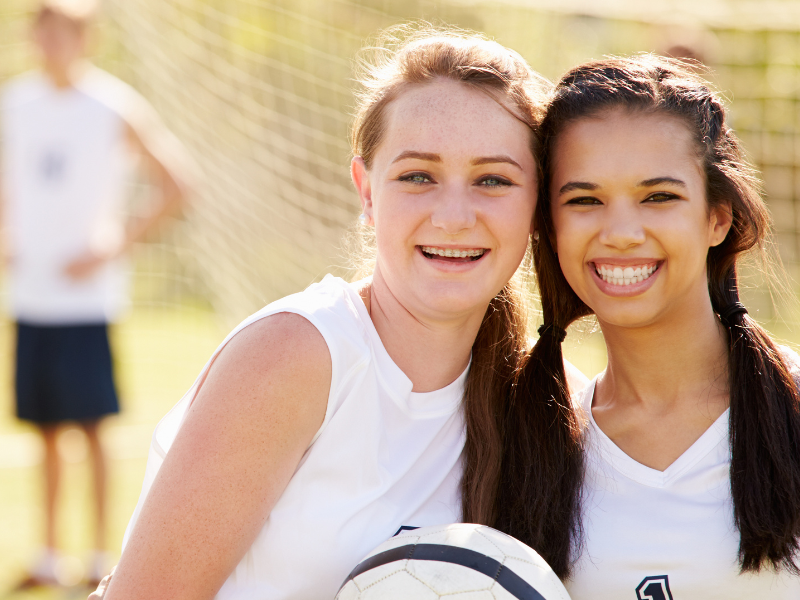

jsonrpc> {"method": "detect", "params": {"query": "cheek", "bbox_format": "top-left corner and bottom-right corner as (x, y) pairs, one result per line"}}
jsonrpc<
(552, 214), (591, 289)
(373, 195), (421, 256)
(492, 195), (536, 257)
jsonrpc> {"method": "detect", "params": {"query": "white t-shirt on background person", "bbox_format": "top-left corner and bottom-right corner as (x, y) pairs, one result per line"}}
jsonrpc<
(123, 275), (466, 599)
(568, 363), (800, 600)
(1, 66), (138, 324)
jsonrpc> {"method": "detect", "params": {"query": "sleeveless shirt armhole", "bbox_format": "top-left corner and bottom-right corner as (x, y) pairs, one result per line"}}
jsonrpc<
(124, 296), (356, 549)
(148, 308), (342, 460)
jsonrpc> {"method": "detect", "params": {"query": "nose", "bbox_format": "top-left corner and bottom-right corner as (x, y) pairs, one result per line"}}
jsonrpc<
(598, 201), (646, 249)
(429, 186), (477, 235)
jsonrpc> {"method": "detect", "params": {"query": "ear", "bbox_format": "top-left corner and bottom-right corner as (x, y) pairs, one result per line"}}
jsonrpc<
(351, 156), (374, 225)
(708, 201), (733, 247)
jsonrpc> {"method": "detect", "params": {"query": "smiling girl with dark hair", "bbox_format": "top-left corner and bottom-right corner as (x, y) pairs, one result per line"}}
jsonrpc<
(495, 55), (800, 597)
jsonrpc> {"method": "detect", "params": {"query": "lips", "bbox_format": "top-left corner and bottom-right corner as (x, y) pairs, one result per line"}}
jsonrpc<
(420, 246), (487, 261)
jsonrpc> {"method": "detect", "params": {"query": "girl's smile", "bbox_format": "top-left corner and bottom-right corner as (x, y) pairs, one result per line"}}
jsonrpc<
(590, 260), (662, 297)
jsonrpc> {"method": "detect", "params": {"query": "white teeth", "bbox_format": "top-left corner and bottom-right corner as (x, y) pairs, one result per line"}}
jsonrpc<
(595, 263), (658, 287)
(421, 246), (486, 259)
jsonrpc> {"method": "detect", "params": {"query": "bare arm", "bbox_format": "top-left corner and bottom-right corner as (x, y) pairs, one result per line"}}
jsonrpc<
(104, 312), (330, 600)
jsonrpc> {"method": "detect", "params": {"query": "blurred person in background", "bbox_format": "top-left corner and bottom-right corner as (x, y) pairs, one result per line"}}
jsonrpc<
(0, 0), (190, 589)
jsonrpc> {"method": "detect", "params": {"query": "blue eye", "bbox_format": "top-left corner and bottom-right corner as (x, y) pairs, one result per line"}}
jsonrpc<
(478, 176), (512, 188)
(398, 172), (431, 184)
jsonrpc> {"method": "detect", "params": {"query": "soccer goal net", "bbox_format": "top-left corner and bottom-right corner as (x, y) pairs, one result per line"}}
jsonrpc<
(3, 0), (800, 329)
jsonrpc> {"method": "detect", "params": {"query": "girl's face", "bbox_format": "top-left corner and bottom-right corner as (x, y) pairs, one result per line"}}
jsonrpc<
(352, 78), (537, 323)
(550, 109), (732, 329)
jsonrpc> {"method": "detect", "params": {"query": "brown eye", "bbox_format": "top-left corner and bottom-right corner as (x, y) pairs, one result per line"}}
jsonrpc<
(645, 192), (679, 203)
(565, 196), (601, 206)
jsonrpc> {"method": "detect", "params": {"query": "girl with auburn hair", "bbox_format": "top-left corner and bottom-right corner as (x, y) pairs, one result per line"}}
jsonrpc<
(507, 54), (800, 597)
(95, 27), (585, 600)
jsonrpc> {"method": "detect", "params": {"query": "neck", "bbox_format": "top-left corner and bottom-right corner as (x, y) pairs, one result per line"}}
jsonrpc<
(43, 60), (84, 89)
(598, 287), (729, 411)
(365, 266), (483, 393)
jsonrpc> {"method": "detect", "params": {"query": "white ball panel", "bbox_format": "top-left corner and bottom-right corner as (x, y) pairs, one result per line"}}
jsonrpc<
(501, 557), (571, 600)
(444, 591), (497, 600)
(358, 571), (440, 600)
(349, 561), (408, 590)
(335, 582), (361, 600)
(405, 560), (494, 594)
(474, 527), (548, 564)
(413, 524), (507, 562)
(485, 583), (521, 600)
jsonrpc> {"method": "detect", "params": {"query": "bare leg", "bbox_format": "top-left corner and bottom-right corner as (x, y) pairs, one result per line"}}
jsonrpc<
(39, 424), (60, 552)
(81, 419), (107, 553)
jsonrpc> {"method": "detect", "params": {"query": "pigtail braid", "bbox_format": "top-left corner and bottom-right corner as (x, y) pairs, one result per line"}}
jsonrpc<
(711, 269), (800, 573)
(461, 283), (530, 529)
(490, 183), (591, 579)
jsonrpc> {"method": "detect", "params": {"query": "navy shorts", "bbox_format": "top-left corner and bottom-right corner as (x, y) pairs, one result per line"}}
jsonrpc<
(15, 322), (120, 424)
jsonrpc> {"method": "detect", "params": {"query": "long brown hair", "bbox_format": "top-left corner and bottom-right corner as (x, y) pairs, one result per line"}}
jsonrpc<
(528, 54), (800, 575)
(350, 25), (567, 547)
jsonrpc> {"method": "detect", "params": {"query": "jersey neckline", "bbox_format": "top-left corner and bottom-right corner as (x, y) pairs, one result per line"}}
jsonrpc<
(339, 277), (466, 418)
(579, 376), (730, 488)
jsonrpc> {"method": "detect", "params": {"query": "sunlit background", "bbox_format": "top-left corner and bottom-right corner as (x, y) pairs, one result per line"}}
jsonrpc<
(2, 0), (800, 596)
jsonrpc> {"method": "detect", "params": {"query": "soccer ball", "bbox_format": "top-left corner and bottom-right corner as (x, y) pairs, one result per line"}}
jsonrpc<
(335, 523), (571, 600)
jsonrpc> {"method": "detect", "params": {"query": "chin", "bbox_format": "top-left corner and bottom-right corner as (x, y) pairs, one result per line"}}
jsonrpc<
(419, 284), (494, 318)
(594, 307), (663, 330)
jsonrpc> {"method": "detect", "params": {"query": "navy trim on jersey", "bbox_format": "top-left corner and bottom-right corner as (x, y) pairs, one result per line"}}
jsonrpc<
(339, 543), (547, 600)
(392, 525), (420, 537)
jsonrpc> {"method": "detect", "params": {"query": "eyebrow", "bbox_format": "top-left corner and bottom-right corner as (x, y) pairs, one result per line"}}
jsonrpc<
(471, 155), (523, 169)
(638, 176), (687, 188)
(558, 181), (598, 195)
(390, 152), (522, 170)
(392, 151), (441, 164)
(558, 176), (687, 195)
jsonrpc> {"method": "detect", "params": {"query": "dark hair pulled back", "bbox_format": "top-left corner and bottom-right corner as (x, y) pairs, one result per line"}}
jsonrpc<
(524, 54), (800, 575)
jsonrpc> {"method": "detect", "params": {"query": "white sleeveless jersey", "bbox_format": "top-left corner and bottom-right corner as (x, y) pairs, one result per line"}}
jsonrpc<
(123, 275), (466, 599)
(568, 367), (800, 600)
(1, 67), (136, 323)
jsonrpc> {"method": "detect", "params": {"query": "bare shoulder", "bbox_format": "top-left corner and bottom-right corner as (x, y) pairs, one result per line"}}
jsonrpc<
(198, 312), (332, 416)
(110, 313), (332, 600)
(221, 311), (331, 363)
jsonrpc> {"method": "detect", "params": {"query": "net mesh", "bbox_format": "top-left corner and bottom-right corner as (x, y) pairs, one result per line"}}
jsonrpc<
(3, 0), (800, 328)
